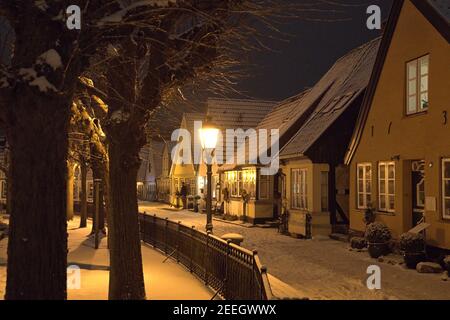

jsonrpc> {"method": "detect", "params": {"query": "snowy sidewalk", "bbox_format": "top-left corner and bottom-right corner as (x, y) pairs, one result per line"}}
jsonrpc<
(0, 218), (215, 300)
(139, 202), (450, 300)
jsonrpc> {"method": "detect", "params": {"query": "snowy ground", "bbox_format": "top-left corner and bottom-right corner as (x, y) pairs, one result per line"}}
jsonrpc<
(0, 217), (215, 300)
(140, 202), (450, 300)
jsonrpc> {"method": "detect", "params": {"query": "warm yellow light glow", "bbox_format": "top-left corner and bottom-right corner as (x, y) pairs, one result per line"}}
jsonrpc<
(199, 126), (219, 150)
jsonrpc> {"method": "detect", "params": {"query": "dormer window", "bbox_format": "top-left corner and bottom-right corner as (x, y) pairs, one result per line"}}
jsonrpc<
(406, 55), (429, 115)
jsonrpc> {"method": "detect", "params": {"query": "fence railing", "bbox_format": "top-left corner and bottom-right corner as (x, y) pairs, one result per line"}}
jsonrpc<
(139, 212), (274, 300)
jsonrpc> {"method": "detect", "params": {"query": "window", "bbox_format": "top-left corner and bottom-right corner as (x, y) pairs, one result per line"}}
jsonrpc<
(242, 170), (256, 198)
(292, 169), (308, 210)
(378, 162), (395, 212)
(443, 159), (450, 219)
(357, 164), (372, 209)
(406, 55), (429, 115)
(259, 174), (270, 200)
(320, 172), (329, 212)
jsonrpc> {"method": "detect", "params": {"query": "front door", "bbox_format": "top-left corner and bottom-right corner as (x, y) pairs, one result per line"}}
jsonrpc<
(273, 170), (286, 219)
(412, 161), (425, 227)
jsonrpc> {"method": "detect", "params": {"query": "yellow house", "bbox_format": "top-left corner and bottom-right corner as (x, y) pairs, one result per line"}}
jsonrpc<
(207, 98), (276, 223)
(169, 113), (205, 207)
(345, 0), (450, 249)
(156, 141), (176, 204)
(280, 38), (382, 238)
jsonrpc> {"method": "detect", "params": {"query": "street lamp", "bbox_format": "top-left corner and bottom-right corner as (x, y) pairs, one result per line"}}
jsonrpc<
(199, 120), (219, 233)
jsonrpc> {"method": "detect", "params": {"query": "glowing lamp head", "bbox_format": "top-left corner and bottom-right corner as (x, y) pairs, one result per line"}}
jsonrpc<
(199, 122), (219, 150)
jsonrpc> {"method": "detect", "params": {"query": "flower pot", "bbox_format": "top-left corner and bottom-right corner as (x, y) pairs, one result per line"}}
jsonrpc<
(368, 242), (388, 258)
(403, 252), (426, 269)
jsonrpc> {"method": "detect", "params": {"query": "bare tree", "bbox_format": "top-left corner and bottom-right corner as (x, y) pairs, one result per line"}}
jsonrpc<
(0, 0), (348, 300)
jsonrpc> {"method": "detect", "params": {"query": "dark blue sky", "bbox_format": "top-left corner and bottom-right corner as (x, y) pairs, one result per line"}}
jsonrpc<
(236, 0), (393, 101)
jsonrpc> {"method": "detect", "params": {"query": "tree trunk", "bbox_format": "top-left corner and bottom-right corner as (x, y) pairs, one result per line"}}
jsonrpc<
(67, 162), (74, 221)
(79, 162), (88, 228)
(5, 93), (69, 300)
(91, 169), (106, 234)
(108, 141), (145, 300)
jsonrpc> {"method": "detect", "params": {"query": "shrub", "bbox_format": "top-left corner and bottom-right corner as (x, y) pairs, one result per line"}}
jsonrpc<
(365, 222), (391, 243)
(350, 237), (367, 250)
(400, 232), (425, 253)
(364, 206), (376, 225)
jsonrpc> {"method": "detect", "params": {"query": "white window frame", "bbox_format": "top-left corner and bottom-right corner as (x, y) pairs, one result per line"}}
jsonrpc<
(357, 163), (372, 209)
(443, 158), (450, 220)
(378, 162), (395, 213)
(292, 169), (308, 210)
(406, 55), (429, 115)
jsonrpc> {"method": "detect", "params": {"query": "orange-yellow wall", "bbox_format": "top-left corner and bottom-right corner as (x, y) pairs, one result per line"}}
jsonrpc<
(350, 0), (450, 249)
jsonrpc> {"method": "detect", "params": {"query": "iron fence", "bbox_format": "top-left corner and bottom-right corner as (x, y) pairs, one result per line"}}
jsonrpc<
(139, 212), (274, 300)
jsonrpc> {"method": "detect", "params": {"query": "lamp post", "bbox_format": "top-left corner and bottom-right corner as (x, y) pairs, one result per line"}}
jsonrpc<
(199, 121), (219, 233)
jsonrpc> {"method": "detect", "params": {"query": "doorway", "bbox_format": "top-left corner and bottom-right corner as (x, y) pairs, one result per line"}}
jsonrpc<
(412, 160), (425, 227)
(273, 170), (286, 219)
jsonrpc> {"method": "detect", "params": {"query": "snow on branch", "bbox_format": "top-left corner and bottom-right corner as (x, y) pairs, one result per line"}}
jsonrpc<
(98, 0), (176, 25)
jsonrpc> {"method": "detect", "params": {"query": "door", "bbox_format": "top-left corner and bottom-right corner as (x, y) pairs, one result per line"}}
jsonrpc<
(273, 170), (286, 219)
(412, 161), (425, 227)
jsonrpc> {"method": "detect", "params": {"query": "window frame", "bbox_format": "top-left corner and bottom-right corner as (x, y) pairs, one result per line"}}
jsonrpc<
(291, 168), (308, 210)
(357, 163), (372, 210)
(442, 158), (450, 220)
(378, 161), (396, 213)
(406, 55), (429, 115)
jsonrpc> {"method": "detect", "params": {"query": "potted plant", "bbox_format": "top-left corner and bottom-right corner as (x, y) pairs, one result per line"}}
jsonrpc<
(365, 222), (391, 258)
(193, 195), (201, 213)
(400, 232), (426, 269)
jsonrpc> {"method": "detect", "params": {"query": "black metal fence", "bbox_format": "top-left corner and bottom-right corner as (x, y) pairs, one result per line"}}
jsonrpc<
(139, 212), (274, 300)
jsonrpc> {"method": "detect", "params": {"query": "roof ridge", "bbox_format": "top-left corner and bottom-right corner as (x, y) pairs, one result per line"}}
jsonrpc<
(207, 97), (277, 104)
(333, 36), (382, 66)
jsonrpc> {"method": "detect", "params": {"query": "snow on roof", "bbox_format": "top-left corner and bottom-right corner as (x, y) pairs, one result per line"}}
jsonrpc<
(428, 0), (450, 22)
(280, 37), (381, 158)
(257, 90), (311, 138)
(207, 98), (276, 130)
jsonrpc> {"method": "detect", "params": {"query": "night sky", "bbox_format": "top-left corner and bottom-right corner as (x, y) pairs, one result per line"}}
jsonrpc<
(236, 0), (393, 101)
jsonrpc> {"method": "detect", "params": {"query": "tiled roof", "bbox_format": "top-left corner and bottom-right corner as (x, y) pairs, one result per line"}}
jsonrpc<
(256, 90), (311, 137)
(281, 37), (381, 158)
(207, 98), (276, 130)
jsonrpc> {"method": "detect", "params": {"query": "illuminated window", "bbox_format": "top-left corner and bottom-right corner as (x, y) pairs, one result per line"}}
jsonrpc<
(443, 159), (450, 219)
(357, 163), (372, 209)
(406, 55), (429, 115)
(292, 169), (307, 210)
(378, 162), (395, 212)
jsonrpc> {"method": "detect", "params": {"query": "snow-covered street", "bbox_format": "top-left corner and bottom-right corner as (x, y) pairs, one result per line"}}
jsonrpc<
(139, 202), (450, 300)
(0, 217), (215, 300)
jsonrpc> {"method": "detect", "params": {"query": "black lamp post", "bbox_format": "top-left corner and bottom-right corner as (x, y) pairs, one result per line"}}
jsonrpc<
(199, 120), (219, 233)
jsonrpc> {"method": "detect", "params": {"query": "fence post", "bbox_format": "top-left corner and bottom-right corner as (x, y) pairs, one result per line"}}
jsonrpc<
(260, 265), (267, 300)
(152, 214), (157, 248)
(141, 211), (146, 242)
(224, 239), (231, 299)
(205, 231), (211, 286)
(253, 250), (258, 300)
(189, 226), (195, 273)
(177, 221), (181, 263)
(164, 217), (169, 254)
